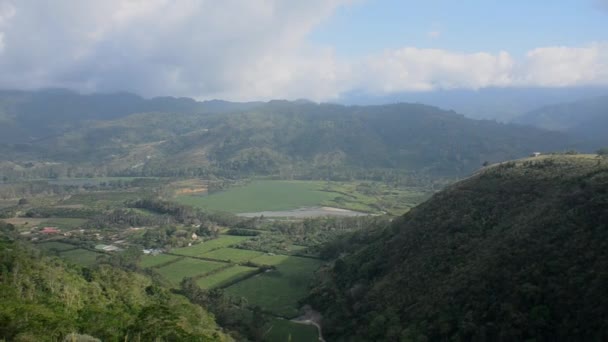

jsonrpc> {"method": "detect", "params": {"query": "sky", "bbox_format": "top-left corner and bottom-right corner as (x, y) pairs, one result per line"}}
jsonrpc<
(0, 0), (607, 101)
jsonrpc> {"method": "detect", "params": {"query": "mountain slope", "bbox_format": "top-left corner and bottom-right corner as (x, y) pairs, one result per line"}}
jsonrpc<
(514, 95), (608, 145)
(0, 92), (576, 179)
(308, 154), (608, 341)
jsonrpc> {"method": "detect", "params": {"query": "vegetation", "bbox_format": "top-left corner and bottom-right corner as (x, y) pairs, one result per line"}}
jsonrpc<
(196, 265), (259, 289)
(155, 258), (226, 286)
(0, 91), (575, 181)
(308, 154), (608, 341)
(0, 240), (230, 341)
(226, 255), (323, 317)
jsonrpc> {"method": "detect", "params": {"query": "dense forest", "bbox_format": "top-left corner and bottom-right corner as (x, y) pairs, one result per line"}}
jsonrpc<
(0, 237), (231, 341)
(308, 155), (608, 341)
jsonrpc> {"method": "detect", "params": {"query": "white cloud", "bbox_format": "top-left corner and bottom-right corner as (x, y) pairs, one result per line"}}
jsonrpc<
(0, 1), (606, 101)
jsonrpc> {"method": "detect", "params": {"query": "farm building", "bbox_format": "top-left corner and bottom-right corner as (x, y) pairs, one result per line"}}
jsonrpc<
(41, 227), (61, 234)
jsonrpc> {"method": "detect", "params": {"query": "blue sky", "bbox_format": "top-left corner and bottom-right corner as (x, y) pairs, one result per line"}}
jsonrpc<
(310, 0), (608, 58)
(0, 0), (607, 100)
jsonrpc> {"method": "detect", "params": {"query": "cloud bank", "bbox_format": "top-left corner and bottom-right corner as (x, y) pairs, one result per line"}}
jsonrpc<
(0, 0), (607, 101)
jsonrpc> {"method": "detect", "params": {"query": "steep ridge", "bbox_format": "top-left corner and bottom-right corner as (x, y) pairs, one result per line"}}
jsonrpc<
(308, 154), (608, 341)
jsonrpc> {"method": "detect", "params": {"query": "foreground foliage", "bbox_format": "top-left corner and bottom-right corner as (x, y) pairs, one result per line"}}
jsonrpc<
(0, 240), (231, 341)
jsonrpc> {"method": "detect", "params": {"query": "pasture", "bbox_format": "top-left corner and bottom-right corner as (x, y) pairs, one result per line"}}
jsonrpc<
(172, 235), (251, 257)
(175, 180), (337, 213)
(196, 265), (258, 289)
(37, 241), (77, 252)
(155, 258), (225, 286)
(201, 247), (264, 263)
(264, 319), (319, 342)
(59, 249), (102, 267)
(140, 254), (180, 268)
(225, 255), (323, 317)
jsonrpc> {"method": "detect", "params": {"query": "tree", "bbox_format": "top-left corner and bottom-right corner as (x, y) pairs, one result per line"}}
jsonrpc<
(18, 198), (29, 206)
(597, 148), (608, 157)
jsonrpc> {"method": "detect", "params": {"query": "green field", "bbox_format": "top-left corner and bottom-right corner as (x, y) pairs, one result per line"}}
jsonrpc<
(61, 191), (147, 207)
(172, 236), (252, 257)
(201, 248), (264, 263)
(140, 254), (180, 268)
(155, 258), (225, 285)
(175, 180), (337, 213)
(196, 265), (258, 289)
(59, 249), (102, 267)
(264, 319), (319, 342)
(40, 218), (88, 229)
(175, 179), (432, 215)
(226, 256), (323, 317)
(37, 241), (77, 252)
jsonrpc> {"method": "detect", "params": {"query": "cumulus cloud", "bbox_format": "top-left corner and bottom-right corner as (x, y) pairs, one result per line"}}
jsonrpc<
(0, 1), (606, 101)
(0, 0), (348, 100)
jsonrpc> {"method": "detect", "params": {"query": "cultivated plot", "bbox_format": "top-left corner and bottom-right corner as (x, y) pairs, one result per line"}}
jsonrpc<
(172, 235), (251, 257)
(264, 318), (319, 342)
(226, 255), (323, 317)
(59, 249), (102, 267)
(175, 180), (336, 213)
(201, 248), (264, 263)
(155, 258), (225, 286)
(196, 265), (258, 289)
(140, 254), (180, 268)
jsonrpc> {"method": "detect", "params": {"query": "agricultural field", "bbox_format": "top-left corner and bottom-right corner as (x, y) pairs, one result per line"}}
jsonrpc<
(196, 265), (258, 289)
(36, 241), (77, 252)
(59, 249), (103, 267)
(201, 247), (264, 263)
(60, 191), (148, 208)
(40, 217), (88, 229)
(264, 319), (319, 342)
(140, 254), (180, 268)
(155, 258), (226, 286)
(172, 235), (252, 257)
(175, 180), (337, 213)
(225, 255), (323, 317)
(175, 179), (433, 215)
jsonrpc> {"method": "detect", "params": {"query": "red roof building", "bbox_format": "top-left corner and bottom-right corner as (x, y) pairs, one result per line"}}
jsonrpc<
(41, 227), (61, 234)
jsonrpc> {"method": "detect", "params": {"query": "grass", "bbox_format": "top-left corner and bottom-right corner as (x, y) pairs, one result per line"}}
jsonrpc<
(196, 265), (258, 289)
(226, 256), (323, 317)
(37, 241), (77, 252)
(155, 258), (225, 286)
(59, 249), (102, 267)
(172, 236), (252, 257)
(140, 254), (180, 268)
(201, 248), (264, 263)
(175, 180), (338, 213)
(175, 179), (433, 215)
(40, 218), (87, 229)
(264, 319), (318, 342)
(61, 191), (147, 207)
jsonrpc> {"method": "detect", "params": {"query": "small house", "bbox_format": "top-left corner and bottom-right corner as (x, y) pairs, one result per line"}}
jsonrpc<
(41, 227), (60, 234)
(531, 152), (541, 157)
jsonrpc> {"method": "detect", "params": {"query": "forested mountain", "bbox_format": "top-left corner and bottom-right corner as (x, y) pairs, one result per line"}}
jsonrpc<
(0, 90), (577, 180)
(308, 154), (608, 341)
(514, 95), (608, 145)
(0, 238), (231, 341)
(339, 86), (608, 122)
(0, 89), (262, 144)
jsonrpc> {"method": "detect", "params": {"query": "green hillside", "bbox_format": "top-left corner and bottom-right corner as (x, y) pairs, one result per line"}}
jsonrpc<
(308, 154), (608, 341)
(0, 91), (575, 180)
